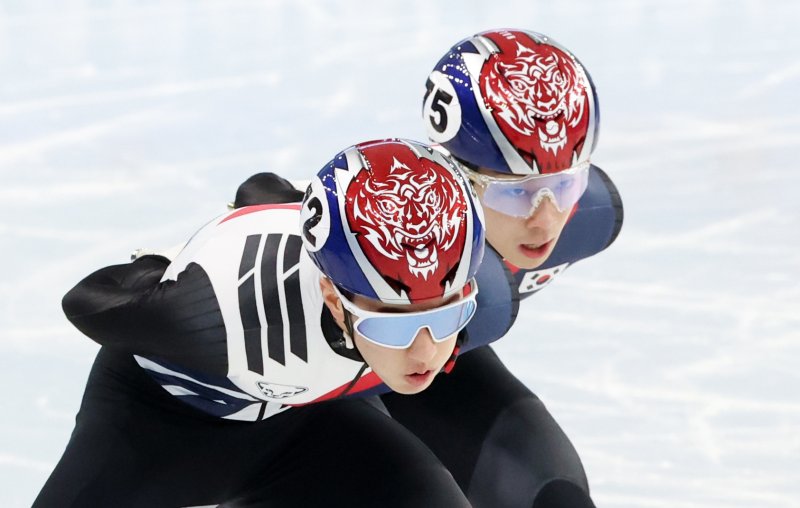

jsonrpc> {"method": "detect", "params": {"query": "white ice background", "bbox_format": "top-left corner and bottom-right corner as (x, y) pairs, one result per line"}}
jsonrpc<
(1, 1), (799, 506)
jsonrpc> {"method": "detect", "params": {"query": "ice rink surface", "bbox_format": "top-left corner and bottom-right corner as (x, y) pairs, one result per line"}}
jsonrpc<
(1, 1), (799, 506)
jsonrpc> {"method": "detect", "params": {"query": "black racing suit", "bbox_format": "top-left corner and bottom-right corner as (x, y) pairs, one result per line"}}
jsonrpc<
(381, 164), (624, 508)
(34, 192), (469, 508)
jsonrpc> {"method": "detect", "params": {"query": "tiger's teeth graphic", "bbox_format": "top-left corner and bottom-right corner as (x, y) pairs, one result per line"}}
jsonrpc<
(406, 244), (438, 280)
(408, 262), (436, 280)
(538, 124), (567, 155)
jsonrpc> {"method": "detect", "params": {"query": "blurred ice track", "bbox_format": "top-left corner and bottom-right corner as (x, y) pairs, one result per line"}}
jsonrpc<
(1, 1), (798, 506)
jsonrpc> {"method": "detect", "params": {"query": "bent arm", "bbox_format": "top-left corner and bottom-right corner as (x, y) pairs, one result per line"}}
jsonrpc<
(63, 256), (169, 324)
(63, 257), (228, 374)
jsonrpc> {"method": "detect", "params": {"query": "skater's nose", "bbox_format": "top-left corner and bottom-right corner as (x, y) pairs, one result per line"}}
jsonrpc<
(406, 328), (438, 364)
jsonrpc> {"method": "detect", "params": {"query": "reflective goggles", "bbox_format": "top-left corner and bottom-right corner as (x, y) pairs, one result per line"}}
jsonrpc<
(332, 281), (479, 349)
(465, 162), (590, 217)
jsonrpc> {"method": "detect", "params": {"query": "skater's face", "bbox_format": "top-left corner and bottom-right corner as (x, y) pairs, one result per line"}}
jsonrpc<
(320, 278), (465, 394)
(470, 166), (574, 270)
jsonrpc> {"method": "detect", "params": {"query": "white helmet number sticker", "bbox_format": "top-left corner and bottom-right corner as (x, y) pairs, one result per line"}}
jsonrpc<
(423, 71), (461, 144)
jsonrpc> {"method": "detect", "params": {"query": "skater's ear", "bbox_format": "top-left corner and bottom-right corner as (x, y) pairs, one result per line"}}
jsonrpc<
(319, 277), (347, 330)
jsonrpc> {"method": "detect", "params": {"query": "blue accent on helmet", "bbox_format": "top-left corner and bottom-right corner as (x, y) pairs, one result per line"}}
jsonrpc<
(425, 38), (511, 172)
(311, 155), (382, 302)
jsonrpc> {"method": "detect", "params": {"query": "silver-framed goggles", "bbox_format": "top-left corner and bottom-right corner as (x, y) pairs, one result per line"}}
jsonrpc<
(464, 161), (591, 217)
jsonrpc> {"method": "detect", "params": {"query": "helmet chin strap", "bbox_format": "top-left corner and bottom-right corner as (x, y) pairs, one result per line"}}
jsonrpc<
(341, 308), (357, 350)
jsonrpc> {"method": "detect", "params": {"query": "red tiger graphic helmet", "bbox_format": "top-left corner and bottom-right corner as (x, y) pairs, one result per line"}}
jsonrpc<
(423, 28), (599, 175)
(300, 139), (485, 304)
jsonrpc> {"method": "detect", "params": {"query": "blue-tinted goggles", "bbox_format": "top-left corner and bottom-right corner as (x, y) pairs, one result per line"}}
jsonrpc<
(466, 162), (590, 217)
(333, 281), (478, 349)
